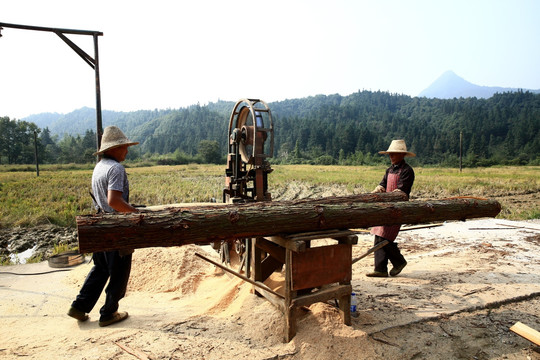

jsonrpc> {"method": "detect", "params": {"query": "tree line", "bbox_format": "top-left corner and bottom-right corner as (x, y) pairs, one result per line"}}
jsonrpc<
(1, 90), (539, 166)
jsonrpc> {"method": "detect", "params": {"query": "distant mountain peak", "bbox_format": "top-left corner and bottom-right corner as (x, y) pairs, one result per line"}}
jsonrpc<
(436, 70), (469, 84)
(419, 70), (539, 99)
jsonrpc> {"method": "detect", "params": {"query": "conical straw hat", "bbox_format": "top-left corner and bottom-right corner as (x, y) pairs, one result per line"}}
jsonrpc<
(93, 126), (139, 156)
(378, 139), (416, 157)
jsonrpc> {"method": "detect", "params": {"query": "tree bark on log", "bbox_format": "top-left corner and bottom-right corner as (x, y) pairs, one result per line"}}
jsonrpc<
(76, 193), (501, 253)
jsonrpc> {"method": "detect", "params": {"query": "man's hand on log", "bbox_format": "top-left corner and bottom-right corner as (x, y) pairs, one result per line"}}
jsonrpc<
(371, 185), (385, 193)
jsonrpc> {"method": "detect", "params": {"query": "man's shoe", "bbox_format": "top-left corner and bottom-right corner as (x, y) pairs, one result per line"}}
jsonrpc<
(67, 306), (89, 321)
(390, 261), (407, 276)
(365, 271), (388, 278)
(99, 311), (129, 327)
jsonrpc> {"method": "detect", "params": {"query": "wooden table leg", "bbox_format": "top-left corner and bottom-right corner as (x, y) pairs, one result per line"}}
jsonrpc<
(338, 287), (352, 326)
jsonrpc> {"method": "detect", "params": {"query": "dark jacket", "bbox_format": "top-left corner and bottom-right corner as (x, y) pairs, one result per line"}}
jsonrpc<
(378, 160), (415, 196)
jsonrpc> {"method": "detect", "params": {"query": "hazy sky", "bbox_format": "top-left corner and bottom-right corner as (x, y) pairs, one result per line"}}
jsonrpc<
(1, 0), (539, 119)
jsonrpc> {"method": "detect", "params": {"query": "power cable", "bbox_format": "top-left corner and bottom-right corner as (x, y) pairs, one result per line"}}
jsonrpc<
(0, 269), (72, 276)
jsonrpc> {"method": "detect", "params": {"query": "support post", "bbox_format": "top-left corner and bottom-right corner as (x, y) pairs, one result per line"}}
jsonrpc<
(33, 130), (39, 177)
(460, 130), (463, 173)
(93, 33), (103, 158)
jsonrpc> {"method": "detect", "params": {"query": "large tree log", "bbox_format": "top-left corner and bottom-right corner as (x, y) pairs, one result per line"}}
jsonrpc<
(76, 193), (501, 253)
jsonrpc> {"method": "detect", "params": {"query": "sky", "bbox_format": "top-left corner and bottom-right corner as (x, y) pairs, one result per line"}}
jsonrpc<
(1, 0), (539, 119)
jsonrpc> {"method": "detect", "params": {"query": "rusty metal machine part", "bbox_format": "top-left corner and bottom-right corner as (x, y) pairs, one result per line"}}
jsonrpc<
(223, 98), (274, 204)
(218, 99), (274, 271)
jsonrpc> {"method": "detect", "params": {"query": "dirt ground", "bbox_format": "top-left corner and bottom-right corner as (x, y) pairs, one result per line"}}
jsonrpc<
(1, 218), (540, 360)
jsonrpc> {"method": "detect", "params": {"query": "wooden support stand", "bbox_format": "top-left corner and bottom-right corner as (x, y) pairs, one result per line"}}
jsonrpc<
(251, 229), (357, 342)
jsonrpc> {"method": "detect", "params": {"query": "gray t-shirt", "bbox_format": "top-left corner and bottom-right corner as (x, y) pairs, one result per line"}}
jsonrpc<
(91, 157), (130, 213)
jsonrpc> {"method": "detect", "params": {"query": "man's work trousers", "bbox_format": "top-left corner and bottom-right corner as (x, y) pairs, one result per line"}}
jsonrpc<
(71, 251), (132, 320)
(374, 235), (406, 273)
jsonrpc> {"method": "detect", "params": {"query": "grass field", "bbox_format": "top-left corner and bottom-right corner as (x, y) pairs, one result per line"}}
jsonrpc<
(1, 164), (539, 228)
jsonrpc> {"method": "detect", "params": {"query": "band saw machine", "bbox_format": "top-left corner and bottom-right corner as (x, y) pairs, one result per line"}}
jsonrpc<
(216, 99), (274, 270)
(223, 98), (274, 203)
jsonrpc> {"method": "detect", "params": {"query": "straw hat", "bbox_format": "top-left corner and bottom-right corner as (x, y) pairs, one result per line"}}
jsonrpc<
(93, 126), (139, 156)
(378, 139), (416, 157)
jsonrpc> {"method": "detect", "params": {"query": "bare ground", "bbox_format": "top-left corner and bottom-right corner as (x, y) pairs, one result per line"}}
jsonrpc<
(1, 216), (540, 360)
(1, 184), (539, 359)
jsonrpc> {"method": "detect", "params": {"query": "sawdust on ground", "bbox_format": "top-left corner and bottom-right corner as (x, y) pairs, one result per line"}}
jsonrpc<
(1, 218), (540, 360)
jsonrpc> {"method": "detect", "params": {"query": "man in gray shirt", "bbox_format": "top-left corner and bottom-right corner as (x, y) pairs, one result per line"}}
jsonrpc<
(68, 126), (139, 327)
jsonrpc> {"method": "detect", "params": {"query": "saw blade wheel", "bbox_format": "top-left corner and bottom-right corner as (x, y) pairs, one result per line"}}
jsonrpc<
(228, 98), (274, 165)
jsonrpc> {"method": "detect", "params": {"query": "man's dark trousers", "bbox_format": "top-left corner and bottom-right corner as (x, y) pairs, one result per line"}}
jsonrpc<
(71, 251), (132, 319)
(374, 235), (406, 273)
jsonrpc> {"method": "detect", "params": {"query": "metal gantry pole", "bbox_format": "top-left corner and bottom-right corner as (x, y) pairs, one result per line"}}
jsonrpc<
(93, 33), (103, 152)
(0, 21), (104, 156)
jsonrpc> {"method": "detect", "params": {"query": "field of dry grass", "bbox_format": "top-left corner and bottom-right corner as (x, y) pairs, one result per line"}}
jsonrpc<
(0, 164), (538, 228)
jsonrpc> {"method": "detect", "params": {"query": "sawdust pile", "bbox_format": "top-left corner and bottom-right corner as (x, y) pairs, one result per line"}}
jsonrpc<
(128, 245), (216, 293)
(9, 218), (538, 360)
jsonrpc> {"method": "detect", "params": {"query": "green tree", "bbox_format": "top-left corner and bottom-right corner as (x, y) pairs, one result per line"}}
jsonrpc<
(197, 140), (221, 164)
(0, 117), (40, 164)
(293, 139), (302, 159)
(0, 117), (16, 163)
(39, 127), (60, 163)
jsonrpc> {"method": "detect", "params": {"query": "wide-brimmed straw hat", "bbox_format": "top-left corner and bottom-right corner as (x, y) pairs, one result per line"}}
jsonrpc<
(93, 126), (139, 156)
(378, 139), (416, 157)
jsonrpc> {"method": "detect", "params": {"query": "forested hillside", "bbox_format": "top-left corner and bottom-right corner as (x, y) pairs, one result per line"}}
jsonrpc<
(271, 90), (540, 165)
(1, 90), (539, 166)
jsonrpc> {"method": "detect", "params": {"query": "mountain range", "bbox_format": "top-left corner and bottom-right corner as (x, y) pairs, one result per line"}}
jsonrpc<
(419, 70), (540, 99)
(8, 86), (539, 166)
(20, 71), (540, 138)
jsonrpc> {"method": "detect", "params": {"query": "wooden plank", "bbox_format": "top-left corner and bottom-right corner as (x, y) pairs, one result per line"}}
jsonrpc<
(292, 284), (352, 308)
(401, 223), (443, 231)
(284, 229), (348, 238)
(496, 223), (540, 232)
(265, 231), (358, 251)
(334, 234), (358, 245)
(291, 244), (352, 291)
(265, 235), (306, 252)
(288, 229), (356, 242)
(194, 253), (284, 299)
(257, 238), (291, 261)
(510, 322), (540, 346)
(256, 287), (286, 313)
(352, 240), (390, 264)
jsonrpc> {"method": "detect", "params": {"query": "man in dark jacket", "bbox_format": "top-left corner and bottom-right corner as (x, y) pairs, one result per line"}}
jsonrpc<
(367, 139), (415, 278)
